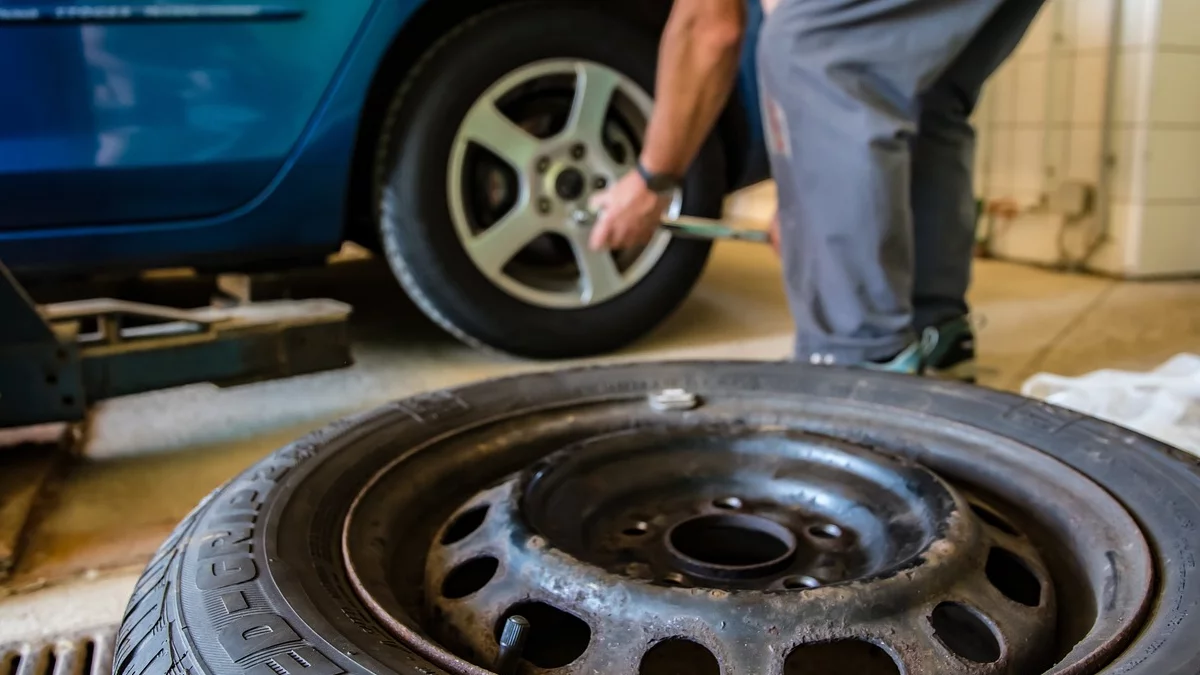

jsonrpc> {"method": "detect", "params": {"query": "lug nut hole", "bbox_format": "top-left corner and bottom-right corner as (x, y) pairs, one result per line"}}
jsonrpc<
(781, 575), (822, 590)
(623, 522), (651, 537)
(808, 523), (843, 540)
(661, 572), (690, 587)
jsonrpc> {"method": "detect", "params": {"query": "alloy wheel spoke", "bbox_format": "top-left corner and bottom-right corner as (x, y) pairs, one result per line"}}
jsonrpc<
(564, 61), (621, 146)
(575, 242), (625, 303)
(460, 99), (542, 170)
(466, 205), (547, 275)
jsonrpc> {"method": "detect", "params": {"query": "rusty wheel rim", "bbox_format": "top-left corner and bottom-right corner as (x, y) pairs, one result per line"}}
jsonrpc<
(341, 390), (1152, 674)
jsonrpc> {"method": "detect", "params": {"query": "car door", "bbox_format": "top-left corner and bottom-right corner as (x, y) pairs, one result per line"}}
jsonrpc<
(0, 0), (377, 230)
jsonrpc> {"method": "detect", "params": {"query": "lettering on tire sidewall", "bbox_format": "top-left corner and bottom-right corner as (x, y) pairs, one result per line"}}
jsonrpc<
(186, 443), (354, 675)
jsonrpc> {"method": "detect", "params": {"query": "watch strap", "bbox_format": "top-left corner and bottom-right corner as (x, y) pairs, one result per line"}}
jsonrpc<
(635, 161), (683, 193)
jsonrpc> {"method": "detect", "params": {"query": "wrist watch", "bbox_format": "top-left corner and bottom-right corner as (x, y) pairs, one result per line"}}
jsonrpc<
(635, 160), (683, 194)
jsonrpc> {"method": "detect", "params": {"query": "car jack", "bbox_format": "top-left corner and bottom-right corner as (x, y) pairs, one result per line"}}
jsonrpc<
(0, 261), (353, 429)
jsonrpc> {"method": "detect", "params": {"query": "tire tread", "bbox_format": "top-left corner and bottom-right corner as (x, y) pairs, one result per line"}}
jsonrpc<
(112, 498), (210, 675)
(373, 5), (517, 357)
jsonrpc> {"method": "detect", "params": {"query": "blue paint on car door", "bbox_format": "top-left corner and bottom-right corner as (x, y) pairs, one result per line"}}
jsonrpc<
(0, 0), (377, 230)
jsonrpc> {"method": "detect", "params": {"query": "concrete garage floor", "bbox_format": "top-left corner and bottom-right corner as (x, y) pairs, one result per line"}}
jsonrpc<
(1, 184), (1197, 646)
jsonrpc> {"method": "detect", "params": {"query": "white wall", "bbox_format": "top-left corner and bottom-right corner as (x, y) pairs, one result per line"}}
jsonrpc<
(974, 0), (1200, 277)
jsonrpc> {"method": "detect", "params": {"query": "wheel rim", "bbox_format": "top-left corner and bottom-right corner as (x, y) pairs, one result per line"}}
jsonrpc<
(340, 382), (1153, 675)
(447, 59), (681, 309)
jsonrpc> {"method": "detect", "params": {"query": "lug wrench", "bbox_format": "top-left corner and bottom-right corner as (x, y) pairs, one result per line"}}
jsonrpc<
(571, 209), (771, 245)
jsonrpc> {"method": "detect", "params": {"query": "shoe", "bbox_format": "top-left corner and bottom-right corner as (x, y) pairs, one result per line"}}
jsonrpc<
(922, 315), (977, 383)
(862, 340), (928, 375)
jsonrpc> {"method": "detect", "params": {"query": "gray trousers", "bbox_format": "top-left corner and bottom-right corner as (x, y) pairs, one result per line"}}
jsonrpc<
(758, 0), (1046, 364)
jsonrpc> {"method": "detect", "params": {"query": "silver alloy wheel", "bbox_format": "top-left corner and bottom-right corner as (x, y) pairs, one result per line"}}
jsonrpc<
(447, 59), (681, 309)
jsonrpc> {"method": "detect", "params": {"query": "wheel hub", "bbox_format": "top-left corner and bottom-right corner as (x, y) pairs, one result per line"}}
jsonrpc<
(552, 166), (586, 201)
(423, 429), (1058, 673)
(446, 59), (682, 308)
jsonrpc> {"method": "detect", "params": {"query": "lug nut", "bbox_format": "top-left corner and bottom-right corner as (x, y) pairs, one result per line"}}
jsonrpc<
(571, 144), (586, 159)
(536, 157), (550, 173)
(538, 197), (552, 214)
(593, 176), (607, 190)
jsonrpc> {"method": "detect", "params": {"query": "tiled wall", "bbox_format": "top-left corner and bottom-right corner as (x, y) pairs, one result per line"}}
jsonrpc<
(974, 0), (1200, 277)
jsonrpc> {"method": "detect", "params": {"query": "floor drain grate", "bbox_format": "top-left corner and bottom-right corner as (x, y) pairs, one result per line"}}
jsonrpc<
(0, 629), (114, 675)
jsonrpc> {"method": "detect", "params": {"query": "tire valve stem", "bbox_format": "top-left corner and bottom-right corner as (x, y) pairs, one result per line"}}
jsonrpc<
(495, 615), (530, 675)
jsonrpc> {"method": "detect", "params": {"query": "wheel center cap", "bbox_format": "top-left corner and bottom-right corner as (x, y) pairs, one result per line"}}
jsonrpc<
(554, 167), (586, 200)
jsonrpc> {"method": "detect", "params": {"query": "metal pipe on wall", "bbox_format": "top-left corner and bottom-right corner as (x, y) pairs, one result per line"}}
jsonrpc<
(1074, 0), (1124, 269)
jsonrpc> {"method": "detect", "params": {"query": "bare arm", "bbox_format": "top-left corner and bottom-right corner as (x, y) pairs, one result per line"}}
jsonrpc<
(588, 0), (746, 250)
(640, 0), (747, 176)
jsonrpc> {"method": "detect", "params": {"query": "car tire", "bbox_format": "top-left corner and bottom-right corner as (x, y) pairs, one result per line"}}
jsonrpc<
(374, 3), (724, 359)
(113, 362), (1200, 675)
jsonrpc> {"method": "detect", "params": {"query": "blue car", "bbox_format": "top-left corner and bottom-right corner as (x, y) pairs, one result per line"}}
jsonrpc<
(0, 1), (769, 357)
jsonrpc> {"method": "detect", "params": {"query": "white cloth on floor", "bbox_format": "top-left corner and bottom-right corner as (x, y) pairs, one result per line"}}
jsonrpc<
(1022, 353), (1200, 456)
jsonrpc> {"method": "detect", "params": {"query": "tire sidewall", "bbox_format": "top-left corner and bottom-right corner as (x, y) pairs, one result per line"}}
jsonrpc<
(377, 4), (722, 358)
(160, 363), (1200, 675)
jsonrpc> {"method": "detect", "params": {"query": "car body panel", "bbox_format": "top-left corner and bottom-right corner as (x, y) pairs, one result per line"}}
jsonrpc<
(0, 0), (768, 276)
(0, 0), (377, 229)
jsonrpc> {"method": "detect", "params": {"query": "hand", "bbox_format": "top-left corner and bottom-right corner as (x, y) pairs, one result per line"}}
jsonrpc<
(587, 171), (671, 251)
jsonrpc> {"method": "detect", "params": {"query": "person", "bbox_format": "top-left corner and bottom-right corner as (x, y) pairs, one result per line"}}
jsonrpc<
(588, 0), (1046, 379)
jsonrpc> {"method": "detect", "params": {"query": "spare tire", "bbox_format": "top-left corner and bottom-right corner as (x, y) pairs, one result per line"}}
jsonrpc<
(114, 363), (1200, 675)
(374, 4), (724, 359)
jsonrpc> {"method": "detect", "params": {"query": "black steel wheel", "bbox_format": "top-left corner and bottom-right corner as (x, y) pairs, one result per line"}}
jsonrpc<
(115, 362), (1200, 675)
